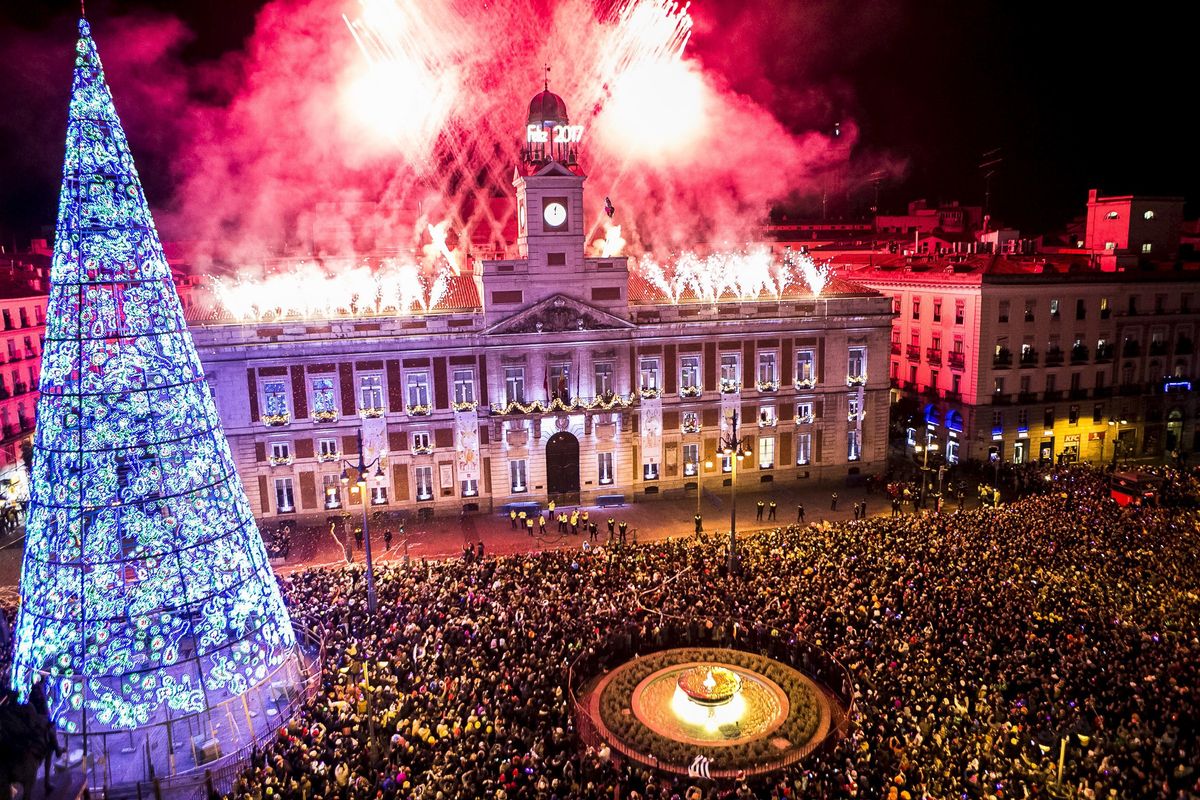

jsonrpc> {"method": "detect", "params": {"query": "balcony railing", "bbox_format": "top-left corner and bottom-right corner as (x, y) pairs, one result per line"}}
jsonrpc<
(901, 380), (917, 392)
(1017, 391), (1038, 404)
(13, 383), (29, 395)
(993, 350), (1012, 368)
(679, 385), (702, 398)
(1092, 386), (1113, 398)
(755, 380), (780, 393)
(1019, 350), (1039, 367)
(1069, 388), (1089, 400)
(1095, 345), (1114, 362)
(1070, 347), (1089, 364)
(1118, 383), (1144, 396)
(943, 389), (962, 402)
(1043, 390), (1063, 401)
(406, 403), (433, 416)
(720, 378), (741, 394)
(926, 348), (942, 365)
(846, 375), (867, 387)
(992, 392), (1012, 405)
(489, 393), (636, 415)
(1122, 342), (1141, 358)
(905, 345), (921, 360)
(1044, 349), (1064, 366)
(311, 410), (339, 424)
(262, 412), (290, 427)
(890, 342), (901, 356)
(948, 352), (966, 370)
(921, 385), (939, 398)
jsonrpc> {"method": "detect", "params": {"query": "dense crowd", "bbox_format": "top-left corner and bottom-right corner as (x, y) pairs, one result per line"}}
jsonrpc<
(220, 466), (1199, 800)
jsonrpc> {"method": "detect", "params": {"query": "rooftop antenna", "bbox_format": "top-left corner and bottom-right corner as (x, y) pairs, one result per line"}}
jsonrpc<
(544, 63), (550, 91)
(979, 147), (1003, 220)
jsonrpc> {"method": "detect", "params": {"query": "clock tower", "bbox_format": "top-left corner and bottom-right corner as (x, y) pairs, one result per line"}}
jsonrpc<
(481, 86), (629, 325)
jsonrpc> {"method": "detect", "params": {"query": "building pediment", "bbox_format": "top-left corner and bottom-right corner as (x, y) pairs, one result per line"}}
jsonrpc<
(484, 294), (634, 335)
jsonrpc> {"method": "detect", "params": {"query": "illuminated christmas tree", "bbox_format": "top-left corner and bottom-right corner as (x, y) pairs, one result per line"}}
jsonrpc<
(10, 19), (299, 770)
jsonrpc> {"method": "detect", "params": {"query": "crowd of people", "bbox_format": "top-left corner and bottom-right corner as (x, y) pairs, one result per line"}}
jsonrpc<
(213, 465), (1198, 799)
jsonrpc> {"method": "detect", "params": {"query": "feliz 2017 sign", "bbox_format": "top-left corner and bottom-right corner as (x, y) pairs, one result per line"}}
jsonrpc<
(527, 124), (584, 144)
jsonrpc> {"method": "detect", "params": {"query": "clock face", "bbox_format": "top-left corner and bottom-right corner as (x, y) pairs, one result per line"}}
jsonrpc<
(543, 201), (567, 228)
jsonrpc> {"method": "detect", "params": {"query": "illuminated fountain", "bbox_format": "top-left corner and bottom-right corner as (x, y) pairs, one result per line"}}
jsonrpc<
(671, 666), (747, 734)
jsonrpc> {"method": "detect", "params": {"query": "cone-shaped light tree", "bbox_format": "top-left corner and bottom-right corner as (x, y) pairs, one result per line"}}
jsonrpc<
(10, 19), (299, 748)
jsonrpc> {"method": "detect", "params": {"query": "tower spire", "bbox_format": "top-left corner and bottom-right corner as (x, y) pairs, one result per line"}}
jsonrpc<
(10, 18), (303, 781)
(545, 62), (550, 91)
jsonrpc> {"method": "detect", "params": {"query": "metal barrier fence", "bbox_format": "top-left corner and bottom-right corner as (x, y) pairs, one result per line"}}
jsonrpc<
(568, 615), (856, 780)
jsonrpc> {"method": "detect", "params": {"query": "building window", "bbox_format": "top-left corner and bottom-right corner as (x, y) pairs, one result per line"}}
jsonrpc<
(643, 462), (659, 481)
(263, 380), (289, 421)
(406, 372), (431, 409)
(1075, 298), (1086, 320)
(1141, 242), (1152, 254)
(1104, 241), (1116, 251)
(1043, 408), (1054, 429)
(847, 347), (866, 384)
(1128, 296), (1138, 315)
(1093, 404), (1103, 423)
(758, 404), (777, 426)
(994, 377), (1005, 395)
(311, 377), (337, 420)
(998, 301), (1009, 323)
(992, 411), (1003, 432)
(323, 474), (342, 509)
(954, 300), (964, 325)
(453, 370), (476, 405)
(504, 367), (525, 404)
(359, 374), (384, 413)
(796, 399), (814, 424)
(269, 441), (292, 464)
(1017, 409), (1029, 430)
(1144, 210), (1156, 220)
(1024, 300), (1035, 323)
(412, 431), (432, 453)
(1100, 297), (1110, 318)
(720, 353), (740, 390)
(680, 356), (701, 393)
(1069, 405), (1079, 424)
(461, 479), (478, 497)
(682, 410), (700, 433)
(758, 436), (775, 469)
(274, 478), (295, 513)
(892, 298), (901, 315)
(946, 439), (959, 464)
(318, 438), (340, 461)
(757, 352), (778, 387)
(597, 452), (613, 485)
(593, 362), (613, 396)
(1050, 298), (1060, 319)
(795, 350), (815, 386)
(682, 443), (699, 476)
(912, 298), (920, 320)
(639, 358), (660, 392)
(932, 299), (941, 322)
(847, 430), (862, 462)
(370, 485), (388, 505)
(796, 432), (811, 465)
(416, 466), (434, 500)
(549, 363), (571, 403)
(1105, 210), (1119, 220)
(847, 393), (861, 422)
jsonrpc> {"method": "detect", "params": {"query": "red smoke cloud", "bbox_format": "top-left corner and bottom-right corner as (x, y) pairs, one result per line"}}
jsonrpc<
(53, 0), (907, 269)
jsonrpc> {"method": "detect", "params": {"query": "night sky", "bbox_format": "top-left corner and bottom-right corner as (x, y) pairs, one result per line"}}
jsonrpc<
(0, 0), (1193, 245)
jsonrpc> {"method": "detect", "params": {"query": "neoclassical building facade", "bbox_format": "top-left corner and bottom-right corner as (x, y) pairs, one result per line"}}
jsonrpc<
(189, 91), (893, 520)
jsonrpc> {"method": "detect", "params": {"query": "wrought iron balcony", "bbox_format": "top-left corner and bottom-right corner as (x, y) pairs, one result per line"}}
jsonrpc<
(1092, 386), (1113, 398)
(1017, 391), (1038, 404)
(1122, 341), (1141, 358)
(993, 350), (1013, 368)
(1043, 390), (1063, 401)
(906, 344), (921, 360)
(948, 351), (966, 370)
(1068, 388), (1089, 400)
(1095, 345), (1114, 362)
(890, 342), (901, 356)
(992, 392), (1012, 405)
(926, 348), (942, 365)
(943, 389), (962, 402)
(1071, 346), (1089, 364)
(1019, 350), (1039, 367)
(1044, 349), (1064, 367)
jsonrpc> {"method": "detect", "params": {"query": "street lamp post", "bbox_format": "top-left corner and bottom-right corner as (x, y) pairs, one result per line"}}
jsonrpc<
(340, 427), (387, 614)
(915, 430), (938, 508)
(717, 410), (753, 576)
(1105, 418), (1129, 469)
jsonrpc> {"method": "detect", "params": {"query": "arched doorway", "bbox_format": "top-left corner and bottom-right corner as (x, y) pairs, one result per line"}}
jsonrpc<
(546, 431), (580, 497)
(1166, 409), (1184, 453)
